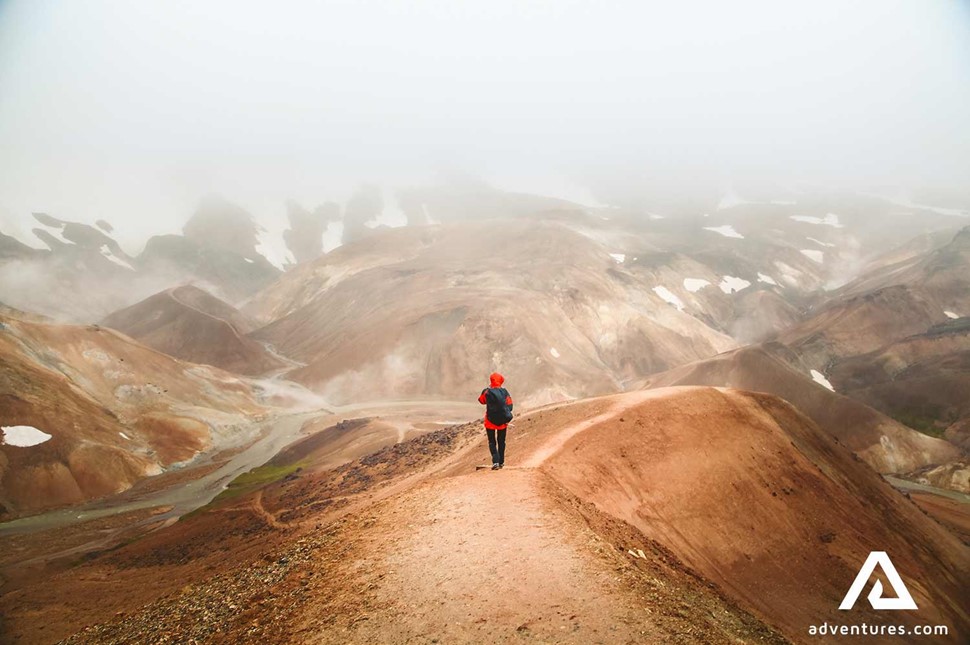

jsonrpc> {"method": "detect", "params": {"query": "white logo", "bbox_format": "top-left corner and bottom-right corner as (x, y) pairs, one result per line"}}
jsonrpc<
(839, 551), (917, 611)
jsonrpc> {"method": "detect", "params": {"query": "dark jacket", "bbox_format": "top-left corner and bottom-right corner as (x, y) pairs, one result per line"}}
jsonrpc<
(478, 372), (513, 430)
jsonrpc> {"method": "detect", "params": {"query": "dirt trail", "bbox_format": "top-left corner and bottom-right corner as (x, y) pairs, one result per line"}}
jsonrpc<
(324, 471), (648, 644)
(296, 389), (721, 643)
(520, 388), (685, 468)
(5, 390), (787, 643)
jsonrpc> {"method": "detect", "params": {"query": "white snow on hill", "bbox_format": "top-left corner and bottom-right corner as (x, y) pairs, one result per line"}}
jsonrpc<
(703, 225), (744, 239)
(322, 219), (345, 253)
(549, 347), (561, 358)
(718, 276), (751, 294)
(610, 253), (626, 264)
(683, 278), (711, 293)
(757, 273), (778, 286)
(365, 199), (409, 229)
(99, 245), (135, 270)
(790, 213), (843, 228)
(944, 310), (960, 319)
(1, 425), (53, 447)
(255, 226), (295, 271)
(806, 237), (835, 248)
(800, 249), (824, 263)
(652, 286), (685, 311)
(37, 225), (75, 247)
(810, 370), (835, 392)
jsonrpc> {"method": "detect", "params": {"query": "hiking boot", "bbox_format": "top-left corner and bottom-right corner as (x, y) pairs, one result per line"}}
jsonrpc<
(491, 463), (500, 470)
(498, 463), (504, 469)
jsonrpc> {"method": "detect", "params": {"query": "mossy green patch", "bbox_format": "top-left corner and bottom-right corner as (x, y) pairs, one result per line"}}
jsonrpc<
(890, 411), (948, 438)
(180, 462), (304, 521)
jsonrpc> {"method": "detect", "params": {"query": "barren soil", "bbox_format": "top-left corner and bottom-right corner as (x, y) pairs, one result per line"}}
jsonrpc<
(1, 387), (966, 644)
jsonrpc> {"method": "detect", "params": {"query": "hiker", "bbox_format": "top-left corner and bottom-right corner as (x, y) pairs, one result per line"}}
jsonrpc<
(478, 372), (513, 470)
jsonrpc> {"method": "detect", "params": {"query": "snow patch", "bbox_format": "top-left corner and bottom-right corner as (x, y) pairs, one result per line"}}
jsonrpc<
(703, 225), (744, 239)
(322, 219), (344, 253)
(683, 278), (711, 293)
(254, 226), (295, 272)
(652, 286), (685, 311)
(806, 237), (835, 248)
(37, 225), (75, 247)
(790, 213), (843, 228)
(119, 432), (131, 440)
(757, 273), (778, 286)
(718, 276), (751, 294)
(944, 310), (960, 319)
(365, 195), (409, 229)
(648, 213), (665, 220)
(800, 249), (824, 263)
(244, 257), (254, 264)
(810, 370), (835, 392)
(549, 347), (561, 358)
(2, 425), (52, 447)
(99, 245), (135, 270)
(609, 253), (626, 264)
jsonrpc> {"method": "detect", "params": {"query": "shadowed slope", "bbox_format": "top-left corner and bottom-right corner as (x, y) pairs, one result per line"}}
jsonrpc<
(102, 285), (285, 376)
(641, 344), (961, 474)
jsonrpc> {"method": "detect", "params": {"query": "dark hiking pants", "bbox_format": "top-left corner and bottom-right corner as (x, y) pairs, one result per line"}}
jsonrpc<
(486, 428), (506, 465)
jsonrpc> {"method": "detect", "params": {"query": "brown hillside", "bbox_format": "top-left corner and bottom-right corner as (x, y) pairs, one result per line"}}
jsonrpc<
(0, 311), (263, 518)
(641, 344), (960, 474)
(4, 387), (966, 643)
(247, 219), (737, 405)
(827, 321), (970, 437)
(101, 285), (286, 376)
(539, 388), (969, 641)
(780, 227), (970, 371)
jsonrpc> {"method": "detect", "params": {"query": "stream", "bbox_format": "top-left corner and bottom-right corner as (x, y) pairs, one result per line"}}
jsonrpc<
(0, 408), (326, 537)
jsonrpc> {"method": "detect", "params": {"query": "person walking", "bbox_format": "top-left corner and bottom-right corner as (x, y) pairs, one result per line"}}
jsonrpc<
(478, 372), (513, 470)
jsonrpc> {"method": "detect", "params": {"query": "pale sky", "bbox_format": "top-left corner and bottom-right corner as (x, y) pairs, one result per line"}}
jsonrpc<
(1, 0), (968, 252)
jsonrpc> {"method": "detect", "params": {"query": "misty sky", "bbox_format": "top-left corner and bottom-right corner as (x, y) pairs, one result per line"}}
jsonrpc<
(1, 0), (968, 253)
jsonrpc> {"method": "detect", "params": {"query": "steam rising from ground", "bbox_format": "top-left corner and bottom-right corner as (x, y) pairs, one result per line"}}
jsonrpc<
(249, 378), (330, 412)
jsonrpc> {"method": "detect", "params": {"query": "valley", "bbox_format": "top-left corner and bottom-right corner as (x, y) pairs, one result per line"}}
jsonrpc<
(2, 188), (969, 643)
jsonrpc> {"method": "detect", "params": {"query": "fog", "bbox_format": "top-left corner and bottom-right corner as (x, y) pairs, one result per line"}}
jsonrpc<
(1, 0), (969, 252)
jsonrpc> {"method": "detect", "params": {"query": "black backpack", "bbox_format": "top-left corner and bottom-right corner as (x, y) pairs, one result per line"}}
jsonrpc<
(483, 387), (513, 425)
